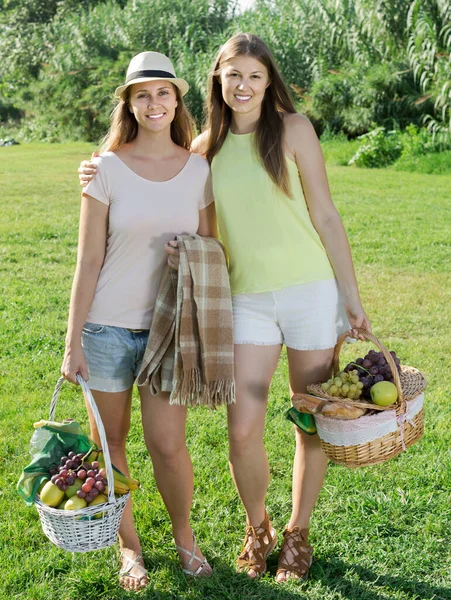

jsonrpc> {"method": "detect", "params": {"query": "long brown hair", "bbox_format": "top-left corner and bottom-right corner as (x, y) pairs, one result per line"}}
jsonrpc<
(205, 32), (297, 197)
(100, 84), (194, 153)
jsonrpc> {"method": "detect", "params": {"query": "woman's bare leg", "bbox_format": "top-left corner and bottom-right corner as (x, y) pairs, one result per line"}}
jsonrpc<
(275, 348), (333, 582)
(228, 344), (281, 577)
(86, 388), (147, 591)
(139, 387), (212, 576)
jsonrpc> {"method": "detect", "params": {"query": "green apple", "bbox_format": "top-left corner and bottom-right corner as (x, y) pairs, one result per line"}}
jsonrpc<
(65, 478), (83, 498)
(370, 381), (398, 406)
(64, 496), (87, 510)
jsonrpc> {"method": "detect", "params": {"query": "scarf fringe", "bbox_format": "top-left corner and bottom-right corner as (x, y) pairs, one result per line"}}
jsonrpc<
(170, 370), (236, 407)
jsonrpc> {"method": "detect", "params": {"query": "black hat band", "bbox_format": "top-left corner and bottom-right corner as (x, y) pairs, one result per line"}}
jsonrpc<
(125, 70), (175, 83)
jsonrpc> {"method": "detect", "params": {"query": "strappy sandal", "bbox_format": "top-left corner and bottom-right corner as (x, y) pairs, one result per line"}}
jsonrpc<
(276, 527), (313, 582)
(236, 511), (277, 578)
(119, 551), (149, 590)
(175, 535), (212, 577)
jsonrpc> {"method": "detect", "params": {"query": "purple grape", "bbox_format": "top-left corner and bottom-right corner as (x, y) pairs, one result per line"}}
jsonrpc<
(76, 453), (85, 460)
(68, 451), (76, 459)
(356, 357), (364, 366)
(60, 482), (68, 492)
(77, 470), (87, 481)
(55, 478), (64, 489)
(95, 481), (105, 492)
(90, 488), (99, 498)
(85, 493), (94, 503)
(59, 469), (68, 478)
(363, 359), (372, 369)
(51, 475), (59, 484)
(95, 474), (104, 482)
(66, 476), (76, 486)
(49, 466), (59, 476)
(374, 374), (384, 383)
(369, 366), (379, 376)
(60, 456), (68, 466)
(91, 461), (100, 470)
(76, 489), (87, 499)
(82, 462), (91, 471)
(87, 470), (95, 478)
(66, 460), (75, 470)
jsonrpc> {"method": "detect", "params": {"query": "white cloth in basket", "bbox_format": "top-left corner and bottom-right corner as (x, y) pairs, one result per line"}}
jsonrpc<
(314, 393), (424, 447)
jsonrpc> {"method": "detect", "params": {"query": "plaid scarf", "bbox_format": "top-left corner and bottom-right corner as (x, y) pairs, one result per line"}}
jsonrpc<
(136, 234), (235, 407)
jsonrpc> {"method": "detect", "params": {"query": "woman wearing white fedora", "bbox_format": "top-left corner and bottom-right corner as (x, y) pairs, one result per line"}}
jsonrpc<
(62, 51), (216, 590)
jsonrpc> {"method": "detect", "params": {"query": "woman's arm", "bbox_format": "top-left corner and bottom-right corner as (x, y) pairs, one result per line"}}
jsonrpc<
(61, 194), (108, 383)
(190, 130), (209, 157)
(78, 152), (99, 186)
(285, 113), (371, 337)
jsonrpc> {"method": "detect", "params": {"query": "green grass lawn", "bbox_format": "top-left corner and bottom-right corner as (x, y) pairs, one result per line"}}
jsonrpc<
(0, 143), (450, 600)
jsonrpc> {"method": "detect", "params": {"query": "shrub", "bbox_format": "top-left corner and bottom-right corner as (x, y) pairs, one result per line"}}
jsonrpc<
(311, 63), (425, 137)
(348, 127), (403, 168)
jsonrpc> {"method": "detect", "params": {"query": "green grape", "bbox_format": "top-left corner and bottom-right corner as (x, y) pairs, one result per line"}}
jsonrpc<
(321, 382), (330, 391)
(339, 372), (348, 381)
(351, 376), (359, 384)
(352, 370), (359, 376)
(348, 391), (356, 399)
(329, 385), (338, 395)
(349, 384), (357, 393)
(355, 389), (362, 398)
(341, 384), (350, 395)
(335, 379), (343, 388)
(327, 379), (334, 386)
(356, 381), (364, 389)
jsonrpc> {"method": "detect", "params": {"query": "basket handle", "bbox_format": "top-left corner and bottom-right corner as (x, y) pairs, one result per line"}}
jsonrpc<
(333, 328), (406, 415)
(49, 375), (116, 505)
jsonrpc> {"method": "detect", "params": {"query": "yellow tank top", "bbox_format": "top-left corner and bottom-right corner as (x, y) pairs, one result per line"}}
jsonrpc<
(211, 131), (335, 295)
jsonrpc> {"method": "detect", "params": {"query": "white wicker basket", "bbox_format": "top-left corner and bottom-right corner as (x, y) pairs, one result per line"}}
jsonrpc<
(35, 375), (130, 552)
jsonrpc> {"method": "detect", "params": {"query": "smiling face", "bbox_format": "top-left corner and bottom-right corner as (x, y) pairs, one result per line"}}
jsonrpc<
(128, 80), (178, 132)
(219, 55), (270, 119)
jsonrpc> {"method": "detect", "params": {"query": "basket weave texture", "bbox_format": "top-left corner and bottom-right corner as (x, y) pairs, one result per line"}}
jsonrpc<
(306, 329), (426, 468)
(35, 376), (129, 552)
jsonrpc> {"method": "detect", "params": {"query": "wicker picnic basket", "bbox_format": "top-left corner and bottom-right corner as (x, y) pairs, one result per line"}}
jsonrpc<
(35, 375), (129, 552)
(295, 328), (426, 468)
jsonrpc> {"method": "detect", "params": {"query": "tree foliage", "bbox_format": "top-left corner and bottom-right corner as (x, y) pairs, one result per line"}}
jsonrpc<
(0, 0), (449, 143)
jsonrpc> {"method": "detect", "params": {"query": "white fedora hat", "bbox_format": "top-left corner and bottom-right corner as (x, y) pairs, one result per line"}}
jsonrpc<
(115, 51), (189, 98)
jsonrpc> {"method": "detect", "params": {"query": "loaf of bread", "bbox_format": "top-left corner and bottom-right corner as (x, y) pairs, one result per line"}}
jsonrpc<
(320, 402), (367, 420)
(291, 394), (327, 414)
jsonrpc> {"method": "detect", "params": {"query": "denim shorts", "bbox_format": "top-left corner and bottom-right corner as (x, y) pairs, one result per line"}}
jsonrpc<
(81, 322), (149, 392)
(232, 279), (349, 350)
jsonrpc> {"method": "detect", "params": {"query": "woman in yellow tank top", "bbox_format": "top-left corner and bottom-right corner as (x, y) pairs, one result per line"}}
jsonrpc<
(190, 33), (371, 582)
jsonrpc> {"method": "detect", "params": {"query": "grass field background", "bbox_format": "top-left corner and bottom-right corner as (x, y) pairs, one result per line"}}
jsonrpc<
(0, 143), (450, 599)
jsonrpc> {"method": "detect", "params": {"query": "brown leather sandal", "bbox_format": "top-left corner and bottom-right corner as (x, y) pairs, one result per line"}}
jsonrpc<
(237, 511), (277, 577)
(276, 527), (313, 582)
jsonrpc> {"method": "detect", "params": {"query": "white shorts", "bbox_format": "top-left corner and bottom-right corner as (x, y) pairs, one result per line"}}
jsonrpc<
(232, 279), (349, 350)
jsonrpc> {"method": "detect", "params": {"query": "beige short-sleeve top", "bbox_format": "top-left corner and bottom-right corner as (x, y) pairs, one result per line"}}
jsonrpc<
(83, 151), (214, 329)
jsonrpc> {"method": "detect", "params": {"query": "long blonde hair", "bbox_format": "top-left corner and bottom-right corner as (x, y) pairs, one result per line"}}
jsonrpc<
(100, 84), (194, 152)
(205, 33), (297, 197)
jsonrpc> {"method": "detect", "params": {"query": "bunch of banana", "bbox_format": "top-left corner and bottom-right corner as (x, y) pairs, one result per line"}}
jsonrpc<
(96, 451), (140, 495)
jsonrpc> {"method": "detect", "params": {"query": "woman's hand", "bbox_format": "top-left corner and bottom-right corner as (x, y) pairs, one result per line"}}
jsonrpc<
(78, 152), (99, 187)
(344, 300), (372, 340)
(164, 240), (180, 270)
(61, 343), (89, 384)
